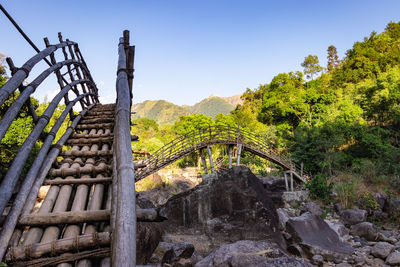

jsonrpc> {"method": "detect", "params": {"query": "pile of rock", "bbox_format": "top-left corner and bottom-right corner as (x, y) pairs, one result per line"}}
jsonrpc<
(137, 166), (400, 266)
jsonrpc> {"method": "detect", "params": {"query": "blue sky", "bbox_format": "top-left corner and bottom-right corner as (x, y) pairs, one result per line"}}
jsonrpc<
(1, 0), (400, 105)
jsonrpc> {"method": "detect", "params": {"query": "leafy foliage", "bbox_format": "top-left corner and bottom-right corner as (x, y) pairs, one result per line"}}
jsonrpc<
(305, 174), (333, 204)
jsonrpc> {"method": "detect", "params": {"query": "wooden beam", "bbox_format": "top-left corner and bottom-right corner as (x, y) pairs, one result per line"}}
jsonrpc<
(43, 177), (112, 185)
(18, 210), (110, 226)
(6, 232), (110, 262)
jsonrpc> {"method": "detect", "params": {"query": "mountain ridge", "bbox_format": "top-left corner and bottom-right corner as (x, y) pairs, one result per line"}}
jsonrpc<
(132, 94), (242, 124)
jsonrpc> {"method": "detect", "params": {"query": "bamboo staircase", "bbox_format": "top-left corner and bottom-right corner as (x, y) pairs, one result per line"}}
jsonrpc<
(4, 104), (115, 266)
(0, 31), (139, 266)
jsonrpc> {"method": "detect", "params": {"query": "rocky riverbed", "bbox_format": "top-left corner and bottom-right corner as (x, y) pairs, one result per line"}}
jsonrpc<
(136, 166), (400, 266)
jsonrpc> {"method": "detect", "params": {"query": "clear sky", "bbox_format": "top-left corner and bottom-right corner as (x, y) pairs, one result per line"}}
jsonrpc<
(1, 0), (400, 105)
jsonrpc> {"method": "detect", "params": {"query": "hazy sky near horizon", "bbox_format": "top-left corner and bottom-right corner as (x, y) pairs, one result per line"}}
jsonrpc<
(1, 0), (400, 105)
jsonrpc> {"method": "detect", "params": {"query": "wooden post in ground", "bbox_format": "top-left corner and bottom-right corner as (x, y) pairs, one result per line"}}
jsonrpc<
(236, 144), (242, 166)
(284, 172), (289, 191)
(207, 145), (215, 173)
(228, 145), (233, 168)
(290, 171), (294, 192)
(200, 149), (208, 174)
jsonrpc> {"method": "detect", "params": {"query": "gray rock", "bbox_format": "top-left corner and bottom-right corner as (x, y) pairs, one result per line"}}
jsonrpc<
(334, 203), (342, 213)
(276, 208), (290, 230)
(162, 166), (286, 249)
(340, 209), (367, 226)
(386, 251), (400, 266)
(194, 240), (313, 267)
(286, 212), (354, 261)
(282, 191), (309, 205)
(375, 193), (387, 211)
(373, 210), (389, 219)
(325, 220), (349, 237)
(335, 263), (352, 267)
(162, 242), (195, 264)
(371, 242), (394, 259)
(311, 254), (324, 266)
(304, 202), (323, 216)
(350, 222), (379, 241)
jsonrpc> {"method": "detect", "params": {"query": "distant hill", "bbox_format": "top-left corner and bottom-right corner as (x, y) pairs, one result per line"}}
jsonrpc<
(132, 94), (243, 124)
(132, 100), (190, 125)
(186, 96), (235, 118)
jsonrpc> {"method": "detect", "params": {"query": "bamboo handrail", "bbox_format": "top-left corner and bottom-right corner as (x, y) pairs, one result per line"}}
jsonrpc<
(112, 30), (136, 266)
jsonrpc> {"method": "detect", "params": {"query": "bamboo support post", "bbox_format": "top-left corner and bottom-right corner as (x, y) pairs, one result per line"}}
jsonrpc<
(207, 145), (214, 173)
(284, 172), (289, 191)
(236, 143), (242, 166)
(228, 145), (233, 168)
(112, 31), (136, 266)
(290, 171), (294, 192)
(200, 149), (208, 174)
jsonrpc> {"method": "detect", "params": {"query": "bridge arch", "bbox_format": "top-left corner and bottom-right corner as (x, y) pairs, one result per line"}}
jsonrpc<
(135, 125), (306, 182)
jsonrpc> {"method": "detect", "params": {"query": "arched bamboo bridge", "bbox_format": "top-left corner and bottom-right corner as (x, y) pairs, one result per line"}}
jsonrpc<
(135, 125), (307, 183)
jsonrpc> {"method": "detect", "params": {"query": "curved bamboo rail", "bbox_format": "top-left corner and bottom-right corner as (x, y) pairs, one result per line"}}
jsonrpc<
(135, 125), (307, 182)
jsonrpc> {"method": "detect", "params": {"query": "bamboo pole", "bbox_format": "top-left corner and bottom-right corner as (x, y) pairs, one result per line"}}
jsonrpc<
(228, 145), (233, 168)
(200, 149), (208, 174)
(43, 177), (112, 185)
(0, 42), (76, 106)
(112, 32), (136, 267)
(6, 232), (111, 262)
(0, 59), (83, 141)
(207, 145), (214, 173)
(236, 144), (242, 166)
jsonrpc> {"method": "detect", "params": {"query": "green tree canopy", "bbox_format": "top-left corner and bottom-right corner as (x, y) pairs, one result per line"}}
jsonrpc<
(301, 55), (323, 80)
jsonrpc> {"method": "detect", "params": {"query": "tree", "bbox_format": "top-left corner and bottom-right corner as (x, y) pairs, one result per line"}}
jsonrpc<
(327, 45), (340, 71)
(301, 55), (323, 80)
(0, 54), (7, 88)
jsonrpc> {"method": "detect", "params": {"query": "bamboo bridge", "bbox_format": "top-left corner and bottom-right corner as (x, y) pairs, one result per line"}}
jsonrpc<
(0, 27), (307, 267)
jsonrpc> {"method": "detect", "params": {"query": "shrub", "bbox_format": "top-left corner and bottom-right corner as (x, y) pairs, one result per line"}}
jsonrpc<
(305, 174), (334, 204)
(334, 178), (359, 209)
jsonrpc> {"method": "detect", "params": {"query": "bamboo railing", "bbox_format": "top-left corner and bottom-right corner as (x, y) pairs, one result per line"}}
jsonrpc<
(0, 33), (98, 260)
(135, 125), (307, 182)
(112, 30), (137, 266)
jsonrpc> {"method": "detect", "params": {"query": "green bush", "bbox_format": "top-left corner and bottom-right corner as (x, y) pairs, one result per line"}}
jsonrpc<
(305, 174), (334, 204)
(335, 178), (359, 209)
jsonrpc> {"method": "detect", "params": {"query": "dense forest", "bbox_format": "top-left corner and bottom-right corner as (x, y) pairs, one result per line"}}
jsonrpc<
(1, 21), (400, 207)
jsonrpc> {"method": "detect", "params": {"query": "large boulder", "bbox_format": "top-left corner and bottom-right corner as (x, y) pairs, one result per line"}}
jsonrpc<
(161, 166), (286, 252)
(386, 251), (400, 266)
(136, 222), (164, 264)
(302, 202), (323, 216)
(286, 213), (354, 261)
(371, 242), (394, 259)
(340, 209), (367, 226)
(276, 208), (290, 230)
(350, 222), (379, 241)
(194, 240), (313, 267)
(162, 242), (195, 265)
(375, 193), (387, 211)
(325, 220), (349, 238)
